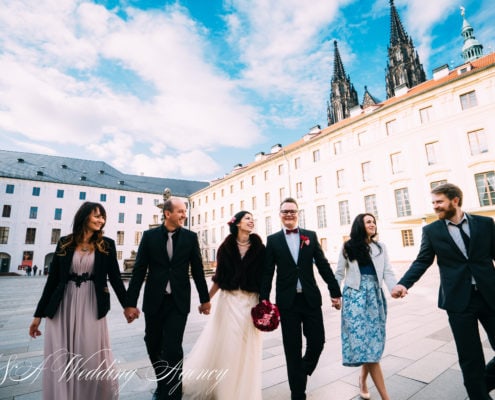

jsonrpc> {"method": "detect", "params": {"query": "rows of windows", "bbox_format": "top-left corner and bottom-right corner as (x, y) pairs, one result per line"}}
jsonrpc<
(0, 226), (145, 247)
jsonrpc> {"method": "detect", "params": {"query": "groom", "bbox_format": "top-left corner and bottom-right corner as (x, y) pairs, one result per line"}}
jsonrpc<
(125, 197), (211, 400)
(260, 197), (342, 400)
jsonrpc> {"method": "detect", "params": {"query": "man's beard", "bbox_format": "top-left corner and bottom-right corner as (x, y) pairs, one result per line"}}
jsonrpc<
(437, 203), (456, 220)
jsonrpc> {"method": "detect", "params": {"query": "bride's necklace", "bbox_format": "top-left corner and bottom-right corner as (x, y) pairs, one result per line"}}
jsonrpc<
(81, 242), (91, 252)
(236, 239), (251, 246)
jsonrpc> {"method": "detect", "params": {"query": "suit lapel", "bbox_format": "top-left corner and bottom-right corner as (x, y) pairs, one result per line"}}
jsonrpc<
(437, 220), (467, 258)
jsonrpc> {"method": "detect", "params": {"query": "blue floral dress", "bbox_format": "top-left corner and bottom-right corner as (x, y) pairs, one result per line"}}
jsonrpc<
(341, 263), (387, 366)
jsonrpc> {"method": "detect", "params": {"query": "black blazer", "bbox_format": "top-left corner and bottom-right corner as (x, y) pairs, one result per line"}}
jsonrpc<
(399, 214), (495, 312)
(126, 225), (210, 316)
(260, 228), (341, 308)
(34, 236), (127, 319)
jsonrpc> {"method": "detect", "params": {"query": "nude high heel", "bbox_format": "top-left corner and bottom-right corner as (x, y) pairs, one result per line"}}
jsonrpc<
(359, 375), (371, 399)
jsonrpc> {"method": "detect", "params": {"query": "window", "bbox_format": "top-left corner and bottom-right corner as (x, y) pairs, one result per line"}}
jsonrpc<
(315, 176), (322, 194)
(32, 187), (40, 196)
(117, 231), (124, 245)
(0, 227), (9, 244)
(252, 196), (257, 210)
(25, 228), (36, 244)
(54, 208), (62, 220)
(333, 141), (342, 155)
(296, 182), (303, 199)
(136, 214), (142, 224)
(460, 90), (477, 110)
(364, 194), (378, 219)
(358, 131), (370, 146)
(204, 212), (208, 223)
(279, 188), (285, 202)
(298, 209), (306, 229)
(230, 185), (234, 194)
(29, 207), (38, 219)
(312, 149), (320, 162)
(205, 195), (209, 203)
(430, 180), (447, 189)
(213, 192), (216, 200)
(251, 176), (256, 185)
(425, 142), (439, 165)
(79, 191), (86, 200)
(278, 164), (284, 175)
(220, 207), (224, 218)
(390, 152), (403, 174)
(212, 228), (216, 244)
(264, 170), (269, 181)
(419, 106), (432, 124)
(395, 188), (412, 217)
(265, 216), (272, 235)
(51, 229), (61, 244)
(197, 214), (201, 224)
(100, 193), (107, 202)
(468, 129), (488, 155)
(337, 169), (345, 188)
(240, 181), (244, 190)
(264, 192), (270, 207)
(320, 238), (328, 252)
(338, 201), (350, 225)
(118, 213), (125, 223)
(191, 216), (194, 226)
(401, 230), (415, 246)
(294, 157), (301, 169)
(386, 119), (397, 136)
(56, 189), (64, 198)
(361, 162), (371, 182)
(6, 184), (14, 194)
(137, 197), (143, 205)
(117, 251), (123, 260)
(119, 195), (126, 204)
(2, 205), (11, 218)
(221, 189), (224, 197)
(212, 209), (216, 221)
(475, 171), (495, 206)
(316, 205), (327, 228)
(135, 231), (142, 245)
(220, 226), (225, 241)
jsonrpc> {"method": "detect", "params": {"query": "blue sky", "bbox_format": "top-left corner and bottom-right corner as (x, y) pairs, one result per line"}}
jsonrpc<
(0, 0), (493, 181)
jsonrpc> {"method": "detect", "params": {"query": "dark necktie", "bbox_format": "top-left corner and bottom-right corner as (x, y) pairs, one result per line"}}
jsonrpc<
(451, 221), (470, 252)
(167, 231), (174, 259)
(286, 228), (299, 234)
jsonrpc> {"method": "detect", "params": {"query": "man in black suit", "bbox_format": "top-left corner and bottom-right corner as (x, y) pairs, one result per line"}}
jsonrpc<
(392, 183), (495, 400)
(125, 197), (211, 400)
(260, 197), (342, 400)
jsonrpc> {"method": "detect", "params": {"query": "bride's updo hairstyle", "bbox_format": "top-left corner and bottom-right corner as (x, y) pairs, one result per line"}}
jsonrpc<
(227, 210), (251, 236)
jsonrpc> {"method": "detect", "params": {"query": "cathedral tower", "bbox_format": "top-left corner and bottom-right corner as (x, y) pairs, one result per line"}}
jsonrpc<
(385, 0), (426, 98)
(327, 40), (359, 126)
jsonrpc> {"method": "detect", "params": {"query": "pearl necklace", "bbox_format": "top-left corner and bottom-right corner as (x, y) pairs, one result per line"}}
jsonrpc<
(236, 240), (251, 246)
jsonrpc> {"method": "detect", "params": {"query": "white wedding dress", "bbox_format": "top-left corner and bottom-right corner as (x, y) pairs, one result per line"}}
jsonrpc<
(183, 289), (262, 400)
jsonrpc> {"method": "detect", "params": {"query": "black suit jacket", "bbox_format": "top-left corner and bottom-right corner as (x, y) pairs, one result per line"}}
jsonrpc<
(34, 237), (127, 319)
(399, 214), (495, 312)
(260, 228), (341, 308)
(126, 225), (210, 316)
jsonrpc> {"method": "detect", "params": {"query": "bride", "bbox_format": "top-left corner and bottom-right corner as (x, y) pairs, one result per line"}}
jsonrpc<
(183, 211), (265, 399)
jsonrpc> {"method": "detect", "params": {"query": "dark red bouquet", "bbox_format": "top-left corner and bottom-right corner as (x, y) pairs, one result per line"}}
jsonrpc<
(251, 300), (280, 332)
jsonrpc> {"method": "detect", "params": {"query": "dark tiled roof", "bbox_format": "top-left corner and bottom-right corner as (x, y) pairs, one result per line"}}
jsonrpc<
(0, 150), (208, 196)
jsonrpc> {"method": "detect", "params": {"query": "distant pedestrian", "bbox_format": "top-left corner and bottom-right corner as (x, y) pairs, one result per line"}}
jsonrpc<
(26, 266), (32, 276)
(33, 265), (38, 276)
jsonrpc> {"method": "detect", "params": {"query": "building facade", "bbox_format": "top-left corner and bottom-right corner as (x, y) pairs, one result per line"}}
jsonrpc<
(0, 151), (207, 273)
(189, 53), (495, 265)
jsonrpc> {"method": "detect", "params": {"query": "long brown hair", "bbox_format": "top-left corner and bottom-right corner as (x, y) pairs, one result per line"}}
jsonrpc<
(59, 202), (108, 255)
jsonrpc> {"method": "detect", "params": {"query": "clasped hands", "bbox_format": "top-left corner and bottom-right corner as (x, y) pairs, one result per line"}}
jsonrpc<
(124, 307), (141, 323)
(391, 284), (408, 299)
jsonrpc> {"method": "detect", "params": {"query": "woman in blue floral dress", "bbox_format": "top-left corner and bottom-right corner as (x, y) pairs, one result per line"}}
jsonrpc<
(335, 213), (397, 400)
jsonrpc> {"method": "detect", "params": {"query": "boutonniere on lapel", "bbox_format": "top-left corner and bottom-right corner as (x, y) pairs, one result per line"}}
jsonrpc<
(300, 234), (310, 249)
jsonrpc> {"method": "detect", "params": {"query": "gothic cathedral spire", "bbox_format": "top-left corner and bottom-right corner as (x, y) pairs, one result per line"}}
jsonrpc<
(327, 40), (359, 126)
(385, 0), (426, 98)
(460, 6), (483, 62)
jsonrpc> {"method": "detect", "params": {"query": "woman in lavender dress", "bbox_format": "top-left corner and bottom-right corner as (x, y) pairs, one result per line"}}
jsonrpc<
(29, 202), (127, 400)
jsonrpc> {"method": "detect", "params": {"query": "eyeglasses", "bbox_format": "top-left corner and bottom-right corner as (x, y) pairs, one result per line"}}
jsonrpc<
(280, 210), (298, 215)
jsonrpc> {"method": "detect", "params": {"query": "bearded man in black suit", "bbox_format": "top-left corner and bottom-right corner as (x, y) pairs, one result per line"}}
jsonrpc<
(125, 197), (211, 400)
(260, 197), (342, 400)
(392, 183), (495, 400)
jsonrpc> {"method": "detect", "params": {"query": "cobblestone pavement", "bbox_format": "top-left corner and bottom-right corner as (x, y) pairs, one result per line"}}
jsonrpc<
(1, 264), (492, 399)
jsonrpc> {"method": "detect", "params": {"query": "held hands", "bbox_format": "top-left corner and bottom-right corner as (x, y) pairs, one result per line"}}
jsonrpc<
(331, 297), (342, 310)
(198, 302), (211, 315)
(29, 317), (42, 338)
(124, 307), (141, 323)
(391, 284), (408, 299)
